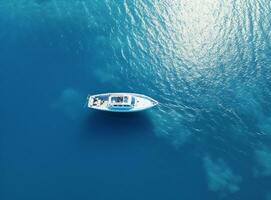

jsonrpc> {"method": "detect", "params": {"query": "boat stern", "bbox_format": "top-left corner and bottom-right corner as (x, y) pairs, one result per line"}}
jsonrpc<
(87, 95), (94, 108)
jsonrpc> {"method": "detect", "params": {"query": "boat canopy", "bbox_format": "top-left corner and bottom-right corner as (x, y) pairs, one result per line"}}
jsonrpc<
(109, 95), (132, 106)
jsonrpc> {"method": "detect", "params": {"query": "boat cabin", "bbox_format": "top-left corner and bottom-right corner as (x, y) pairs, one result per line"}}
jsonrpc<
(108, 95), (134, 108)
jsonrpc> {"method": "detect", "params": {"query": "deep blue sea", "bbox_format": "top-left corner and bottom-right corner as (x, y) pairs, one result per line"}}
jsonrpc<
(1, 0), (271, 199)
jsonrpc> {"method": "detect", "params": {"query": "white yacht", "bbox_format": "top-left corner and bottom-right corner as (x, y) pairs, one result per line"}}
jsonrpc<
(87, 93), (158, 112)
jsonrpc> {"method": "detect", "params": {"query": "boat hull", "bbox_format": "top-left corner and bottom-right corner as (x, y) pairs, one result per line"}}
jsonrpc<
(87, 93), (158, 112)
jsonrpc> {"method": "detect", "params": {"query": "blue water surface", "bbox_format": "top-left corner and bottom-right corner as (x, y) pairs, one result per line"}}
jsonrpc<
(1, 0), (271, 199)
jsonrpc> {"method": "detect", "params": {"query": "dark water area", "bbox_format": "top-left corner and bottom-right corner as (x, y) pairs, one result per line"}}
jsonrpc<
(1, 0), (271, 199)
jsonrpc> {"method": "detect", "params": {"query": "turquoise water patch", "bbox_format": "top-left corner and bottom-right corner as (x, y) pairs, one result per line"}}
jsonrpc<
(52, 88), (85, 120)
(203, 156), (242, 195)
(254, 146), (271, 177)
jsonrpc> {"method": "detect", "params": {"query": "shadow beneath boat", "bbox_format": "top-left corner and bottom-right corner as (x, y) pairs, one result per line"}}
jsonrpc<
(81, 110), (154, 141)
